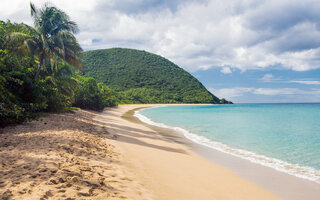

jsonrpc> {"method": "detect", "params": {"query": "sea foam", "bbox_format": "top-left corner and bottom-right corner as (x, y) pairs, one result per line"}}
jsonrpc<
(134, 109), (320, 184)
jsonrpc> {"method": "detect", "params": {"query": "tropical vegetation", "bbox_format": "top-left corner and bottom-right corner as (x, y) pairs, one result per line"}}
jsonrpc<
(0, 3), (230, 127)
(81, 48), (221, 104)
(73, 75), (117, 111)
(0, 4), (116, 127)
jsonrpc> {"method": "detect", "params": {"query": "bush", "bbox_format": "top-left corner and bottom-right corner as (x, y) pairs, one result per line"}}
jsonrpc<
(0, 49), (47, 126)
(98, 83), (118, 107)
(74, 77), (104, 111)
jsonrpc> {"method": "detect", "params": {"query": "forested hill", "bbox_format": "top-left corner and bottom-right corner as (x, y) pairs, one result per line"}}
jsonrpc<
(81, 48), (221, 104)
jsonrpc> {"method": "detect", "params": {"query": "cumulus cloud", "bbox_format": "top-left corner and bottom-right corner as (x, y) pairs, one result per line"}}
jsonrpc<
(2, 0), (320, 72)
(220, 67), (232, 74)
(210, 87), (320, 102)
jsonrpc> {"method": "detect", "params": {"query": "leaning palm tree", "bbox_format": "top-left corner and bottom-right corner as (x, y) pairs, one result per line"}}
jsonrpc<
(7, 2), (83, 80)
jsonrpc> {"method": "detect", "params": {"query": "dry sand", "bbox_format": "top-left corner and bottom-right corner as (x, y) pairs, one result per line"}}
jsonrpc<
(0, 104), (281, 200)
(0, 109), (151, 200)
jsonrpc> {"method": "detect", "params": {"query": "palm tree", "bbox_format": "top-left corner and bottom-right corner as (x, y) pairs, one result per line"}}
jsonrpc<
(7, 2), (83, 80)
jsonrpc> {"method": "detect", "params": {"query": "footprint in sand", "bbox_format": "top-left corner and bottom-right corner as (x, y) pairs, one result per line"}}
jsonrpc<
(58, 189), (66, 193)
(49, 179), (58, 185)
(2, 189), (13, 200)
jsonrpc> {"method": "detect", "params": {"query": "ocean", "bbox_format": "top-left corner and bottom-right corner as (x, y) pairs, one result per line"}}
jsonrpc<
(135, 104), (320, 184)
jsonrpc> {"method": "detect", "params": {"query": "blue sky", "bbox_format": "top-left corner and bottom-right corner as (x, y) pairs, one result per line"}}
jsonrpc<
(1, 0), (320, 103)
(194, 68), (320, 103)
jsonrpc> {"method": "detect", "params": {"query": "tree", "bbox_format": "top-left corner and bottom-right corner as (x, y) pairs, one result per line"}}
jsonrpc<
(6, 2), (83, 80)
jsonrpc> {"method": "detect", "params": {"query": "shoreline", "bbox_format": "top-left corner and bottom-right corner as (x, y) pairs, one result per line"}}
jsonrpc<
(3, 104), (317, 199)
(123, 104), (320, 200)
(95, 104), (281, 200)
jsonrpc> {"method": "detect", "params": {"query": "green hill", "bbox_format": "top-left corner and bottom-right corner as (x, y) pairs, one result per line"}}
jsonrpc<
(81, 48), (221, 104)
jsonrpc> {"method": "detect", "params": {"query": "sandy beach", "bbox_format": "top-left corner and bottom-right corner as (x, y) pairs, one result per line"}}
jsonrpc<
(0, 109), (152, 200)
(95, 104), (281, 200)
(0, 104), (283, 199)
(124, 105), (320, 200)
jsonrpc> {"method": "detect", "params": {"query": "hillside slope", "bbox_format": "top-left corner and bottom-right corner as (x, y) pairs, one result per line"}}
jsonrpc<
(81, 48), (220, 103)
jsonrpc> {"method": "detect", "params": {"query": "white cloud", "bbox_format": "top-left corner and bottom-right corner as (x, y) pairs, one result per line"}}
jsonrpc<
(2, 0), (320, 72)
(252, 88), (300, 96)
(259, 76), (320, 85)
(289, 80), (320, 85)
(209, 87), (254, 99)
(210, 87), (320, 102)
(220, 67), (232, 74)
(259, 74), (280, 82)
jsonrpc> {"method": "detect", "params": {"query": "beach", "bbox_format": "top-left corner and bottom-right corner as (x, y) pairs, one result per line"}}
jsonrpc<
(95, 104), (281, 200)
(1, 104), (318, 199)
(0, 109), (152, 199)
(132, 104), (320, 200)
(2, 1), (320, 199)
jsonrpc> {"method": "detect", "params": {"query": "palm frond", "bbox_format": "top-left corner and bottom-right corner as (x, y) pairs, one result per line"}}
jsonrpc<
(61, 33), (83, 54)
(45, 75), (56, 86)
(5, 32), (31, 51)
(63, 50), (83, 70)
(6, 32), (30, 43)
(52, 46), (65, 58)
(9, 2), (83, 79)
(49, 20), (79, 35)
(58, 78), (78, 96)
(30, 2), (41, 28)
(24, 38), (39, 53)
(19, 23), (38, 36)
(30, 2), (37, 17)
(51, 55), (58, 72)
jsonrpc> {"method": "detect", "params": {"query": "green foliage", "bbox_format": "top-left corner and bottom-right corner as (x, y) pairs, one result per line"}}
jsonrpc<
(219, 98), (233, 104)
(0, 43), (79, 126)
(81, 48), (220, 104)
(0, 2), (92, 127)
(97, 83), (118, 107)
(0, 7), (121, 127)
(117, 88), (173, 104)
(74, 76), (104, 111)
(73, 76), (118, 111)
(0, 3), (230, 127)
(0, 47), (47, 126)
(6, 3), (83, 80)
(42, 63), (78, 112)
(0, 20), (119, 127)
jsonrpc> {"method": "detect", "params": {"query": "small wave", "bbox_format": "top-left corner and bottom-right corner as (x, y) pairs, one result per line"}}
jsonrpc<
(134, 110), (320, 184)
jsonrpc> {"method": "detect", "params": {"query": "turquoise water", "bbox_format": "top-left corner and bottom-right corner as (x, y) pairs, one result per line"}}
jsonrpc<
(136, 104), (320, 183)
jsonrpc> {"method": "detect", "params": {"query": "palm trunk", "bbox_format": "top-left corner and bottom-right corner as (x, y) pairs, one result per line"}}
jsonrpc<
(34, 57), (43, 80)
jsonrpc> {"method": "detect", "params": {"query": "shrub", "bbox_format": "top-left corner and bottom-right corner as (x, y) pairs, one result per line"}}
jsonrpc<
(74, 77), (104, 111)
